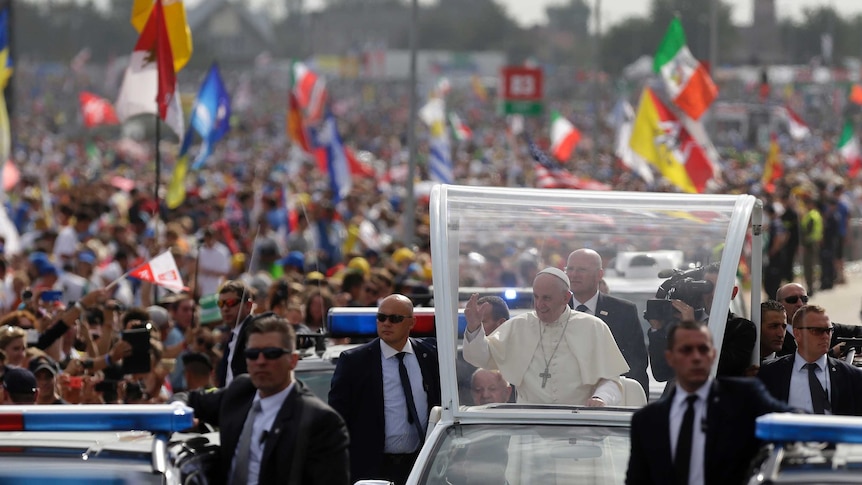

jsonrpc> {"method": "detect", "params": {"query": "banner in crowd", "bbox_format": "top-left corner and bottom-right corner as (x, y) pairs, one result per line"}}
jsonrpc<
(128, 251), (188, 292)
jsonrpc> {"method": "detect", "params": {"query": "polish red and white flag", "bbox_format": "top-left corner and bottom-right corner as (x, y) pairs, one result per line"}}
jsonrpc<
(128, 251), (188, 292)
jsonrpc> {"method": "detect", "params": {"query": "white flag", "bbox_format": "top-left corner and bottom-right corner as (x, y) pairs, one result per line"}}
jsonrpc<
(128, 251), (187, 292)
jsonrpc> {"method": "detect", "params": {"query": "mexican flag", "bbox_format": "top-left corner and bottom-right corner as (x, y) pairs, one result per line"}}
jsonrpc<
(549, 111), (581, 162)
(448, 112), (473, 142)
(629, 87), (716, 193)
(838, 119), (862, 177)
(654, 18), (718, 120)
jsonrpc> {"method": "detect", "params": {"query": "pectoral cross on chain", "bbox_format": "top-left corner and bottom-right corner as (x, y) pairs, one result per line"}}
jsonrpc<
(540, 368), (552, 388)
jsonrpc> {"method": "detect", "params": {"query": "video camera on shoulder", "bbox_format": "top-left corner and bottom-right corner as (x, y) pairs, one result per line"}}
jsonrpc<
(644, 267), (713, 322)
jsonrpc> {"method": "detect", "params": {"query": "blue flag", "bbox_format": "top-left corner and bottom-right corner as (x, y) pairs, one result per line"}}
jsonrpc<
(184, 63), (231, 170)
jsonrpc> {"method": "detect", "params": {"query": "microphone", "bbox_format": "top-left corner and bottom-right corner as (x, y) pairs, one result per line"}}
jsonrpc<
(657, 269), (676, 279)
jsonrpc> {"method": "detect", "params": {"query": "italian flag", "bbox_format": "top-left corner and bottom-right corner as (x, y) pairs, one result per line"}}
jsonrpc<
(448, 112), (472, 142)
(549, 111), (581, 162)
(838, 119), (862, 177)
(654, 18), (718, 121)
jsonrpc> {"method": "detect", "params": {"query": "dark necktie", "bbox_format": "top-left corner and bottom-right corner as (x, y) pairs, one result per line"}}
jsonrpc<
(217, 331), (235, 387)
(803, 362), (828, 414)
(674, 394), (698, 485)
(231, 400), (262, 485)
(575, 304), (590, 314)
(396, 352), (426, 442)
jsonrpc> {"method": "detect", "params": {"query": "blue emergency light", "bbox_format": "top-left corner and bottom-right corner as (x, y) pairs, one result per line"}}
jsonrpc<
(0, 404), (194, 433)
(328, 308), (467, 338)
(756, 413), (862, 444)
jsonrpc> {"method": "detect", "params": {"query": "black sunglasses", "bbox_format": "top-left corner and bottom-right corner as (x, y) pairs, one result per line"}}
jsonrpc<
(376, 313), (411, 323)
(797, 326), (834, 336)
(783, 295), (809, 304)
(244, 347), (292, 360)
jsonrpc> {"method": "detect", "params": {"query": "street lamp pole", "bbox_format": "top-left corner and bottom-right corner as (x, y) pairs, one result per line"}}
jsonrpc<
(590, 0), (602, 164)
(403, 0), (418, 246)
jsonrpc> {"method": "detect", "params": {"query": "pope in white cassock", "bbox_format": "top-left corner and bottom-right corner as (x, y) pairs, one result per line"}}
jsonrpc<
(463, 267), (629, 406)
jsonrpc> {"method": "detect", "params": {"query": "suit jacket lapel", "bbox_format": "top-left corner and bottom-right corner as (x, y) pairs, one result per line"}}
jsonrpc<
(370, 340), (385, 426)
(656, 389), (674, 470)
(223, 398), (254, 465)
(827, 357), (843, 414)
(261, 383), (301, 471)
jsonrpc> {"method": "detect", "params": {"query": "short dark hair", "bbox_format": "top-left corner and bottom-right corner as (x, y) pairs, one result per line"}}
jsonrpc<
(666, 320), (711, 350)
(247, 313), (297, 352)
(122, 307), (151, 327)
(477, 296), (510, 322)
(219, 280), (254, 300)
(761, 299), (785, 315)
(341, 271), (366, 293)
(792, 304), (826, 328)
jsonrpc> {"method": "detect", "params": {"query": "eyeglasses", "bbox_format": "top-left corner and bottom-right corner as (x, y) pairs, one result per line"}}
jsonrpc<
(797, 326), (834, 336)
(376, 313), (412, 324)
(217, 298), (243, 309)
(783, 295), (809, 304)
(244, 347), (292, 360)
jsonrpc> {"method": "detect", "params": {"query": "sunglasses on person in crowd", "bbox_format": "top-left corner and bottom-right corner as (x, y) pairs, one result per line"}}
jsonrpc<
(217, 298), (243, 309)
(376, 313), (412, 324)
(797, 326), (834, 336)
(244, 347), (293, 360)
(783, 295), (809, 304)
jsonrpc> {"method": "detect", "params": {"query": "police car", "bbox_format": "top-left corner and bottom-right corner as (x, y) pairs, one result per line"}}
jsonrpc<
(0, 404), (218, 484)
(749, 413), (862, 483)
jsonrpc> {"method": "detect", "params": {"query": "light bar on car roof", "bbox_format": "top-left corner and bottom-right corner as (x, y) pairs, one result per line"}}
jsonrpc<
(756, 413), (862, 444)
(327, 308), (467, 338)
(0, 404), (194, 433)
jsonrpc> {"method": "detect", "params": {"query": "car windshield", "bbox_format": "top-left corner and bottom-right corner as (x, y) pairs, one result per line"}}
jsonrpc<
(417, 423), (630, 485)
(430, 186), (757, 411)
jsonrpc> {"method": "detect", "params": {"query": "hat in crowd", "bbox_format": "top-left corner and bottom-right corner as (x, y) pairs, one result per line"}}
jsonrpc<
(28, 356), (59, 378)
(347, 257), (371, 276)
(37, 263), (59, 278)
(77, 251), (97, 265)
(536, 267), (571, 291)
(279, 251), (305, 271)
(305, 271), (326, 282)
(147, 305), (170, 328)
(181, 352), (213, 371)
(3, 366), (37, 394)
(198, 294), (222, 325)
(392, 248), (416, 265)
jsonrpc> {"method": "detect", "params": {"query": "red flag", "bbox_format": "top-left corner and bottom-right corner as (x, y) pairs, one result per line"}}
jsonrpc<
(135, 0), (177, 123)
(345, 147), (375, 178)
(128, 251), (188, 292)
(79, 91), (119, 128)
(287, 91), (311, 153)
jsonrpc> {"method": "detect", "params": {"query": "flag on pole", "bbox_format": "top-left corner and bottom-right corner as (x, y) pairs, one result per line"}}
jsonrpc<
(419, 96), (453, 184)
(130, 0), (192, 72)
(611, 98), (654, 183)
(315, 111), (352, 203)
(470, 74), (488, 102)
(292, 61), (327, 123)
(186, 63), (231, 170)
(781, 106), (810, 141)
(654, 18), (718, 120)
(549, 111), (581, 162)
(128, 250), (188, 292)
(79, 92), (120, 128)
(0, 5), (12, 173)
(448, 112), (473, 142)
(116, 0), (184, 140)
(762, 133), (782, 194)
(629, 87), (716, 193)
(287, 91), (312, 153)
(838, 119), (862, 177)
(850, 84), (862, 106)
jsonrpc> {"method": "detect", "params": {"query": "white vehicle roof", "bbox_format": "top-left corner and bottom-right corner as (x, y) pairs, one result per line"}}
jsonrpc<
(429, 185), (762, 421)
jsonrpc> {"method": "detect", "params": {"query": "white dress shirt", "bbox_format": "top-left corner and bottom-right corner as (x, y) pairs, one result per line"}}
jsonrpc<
(231, 383), (295, 485)
(572, 291), (600, 315)
(670, 380), (711, 485)
(380, 339), (428, 453)
(788, 352), (831, 414)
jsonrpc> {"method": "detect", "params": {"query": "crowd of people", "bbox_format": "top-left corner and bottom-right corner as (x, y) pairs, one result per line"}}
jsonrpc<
(0, 59), (861, 483)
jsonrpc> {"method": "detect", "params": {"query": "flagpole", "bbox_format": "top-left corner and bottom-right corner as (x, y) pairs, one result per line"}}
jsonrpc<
(403, 0), (418, 247)
(152, 0), (165, 305)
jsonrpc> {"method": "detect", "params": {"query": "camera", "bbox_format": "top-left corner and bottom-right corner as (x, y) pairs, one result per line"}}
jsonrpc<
(644, 267), (713, 321)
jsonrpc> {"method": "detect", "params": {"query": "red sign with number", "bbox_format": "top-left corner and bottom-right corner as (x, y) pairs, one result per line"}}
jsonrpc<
(501, 67), (543, 101)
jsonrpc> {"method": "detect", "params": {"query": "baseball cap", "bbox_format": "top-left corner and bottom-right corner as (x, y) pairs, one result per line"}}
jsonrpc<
(28, 357), (59, 378)
(3, 366), (37, 394)
(147, 305), (170, 329)
(278, 251), (305, 270)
